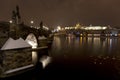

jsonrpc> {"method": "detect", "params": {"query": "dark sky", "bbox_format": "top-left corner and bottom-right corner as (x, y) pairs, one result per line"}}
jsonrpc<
(0, 0), (120, 28)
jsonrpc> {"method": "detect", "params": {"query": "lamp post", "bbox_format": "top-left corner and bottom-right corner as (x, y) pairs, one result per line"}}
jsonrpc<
(30, 21), (34, 28)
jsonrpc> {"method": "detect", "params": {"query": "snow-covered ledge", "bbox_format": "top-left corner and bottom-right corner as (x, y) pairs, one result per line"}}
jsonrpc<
(1, 37), (31, 50)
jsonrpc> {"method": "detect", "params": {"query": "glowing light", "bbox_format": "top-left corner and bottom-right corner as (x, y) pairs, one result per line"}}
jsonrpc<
(40, 56), (51, 68)
(9, 20), (13, 23)
(57, 26), (61, 31)
(27, 41), (37, 48)
(75, 27), (77, 29)
(30, 21), (34, 24)
(65, 27), (68, 29)
(84, 26), (107, 30)
(32, 51), (38, 65)
(115, 34), (118, 36)
(103, 27), (107, 29)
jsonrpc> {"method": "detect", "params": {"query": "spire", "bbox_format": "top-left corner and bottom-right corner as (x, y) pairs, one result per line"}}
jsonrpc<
(16, 5), (21, 19)
(15, 5), (21, 24)
(40, 21), (43, 29)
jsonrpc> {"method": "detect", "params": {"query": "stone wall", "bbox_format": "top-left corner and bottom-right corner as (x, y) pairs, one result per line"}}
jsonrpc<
(1, 48), (32, 73)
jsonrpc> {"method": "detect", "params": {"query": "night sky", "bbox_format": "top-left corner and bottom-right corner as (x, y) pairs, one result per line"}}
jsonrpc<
(0, 0), (120, 28)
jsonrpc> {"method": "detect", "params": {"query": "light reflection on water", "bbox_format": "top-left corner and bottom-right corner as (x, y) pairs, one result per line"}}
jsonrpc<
(53, 36), (120, 56)
(32, 51), (52, 68)
(52, 36), (120, 76)
(40, 56), (52, 68)
(32, 51), (38, 65)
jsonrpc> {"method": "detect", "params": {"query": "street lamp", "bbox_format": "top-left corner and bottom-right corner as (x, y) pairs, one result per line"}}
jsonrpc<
(9, 20), (13, 23)
(30, 21), (34, 28)
(30, 21), (34, 24)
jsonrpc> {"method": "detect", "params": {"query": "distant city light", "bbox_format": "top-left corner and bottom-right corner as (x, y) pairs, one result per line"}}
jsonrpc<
(64, 25), (107, 30)
(57, 26), (61, 31)
(84, 26), (107, 30)
(103, 27), (107, 30)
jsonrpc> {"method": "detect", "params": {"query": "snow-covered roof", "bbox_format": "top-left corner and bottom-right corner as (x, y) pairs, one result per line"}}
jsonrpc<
(38, 36), (47, 40)
(1, 37), (31, 50)
(49, 34), (53, 37)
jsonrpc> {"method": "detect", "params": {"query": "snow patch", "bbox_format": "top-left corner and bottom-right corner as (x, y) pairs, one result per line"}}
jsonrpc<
(1, 37), (31, 50)
(38, 36), (47, 40)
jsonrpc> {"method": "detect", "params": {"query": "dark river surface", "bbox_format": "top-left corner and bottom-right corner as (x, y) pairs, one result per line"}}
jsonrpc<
(4, 35), (120, 80)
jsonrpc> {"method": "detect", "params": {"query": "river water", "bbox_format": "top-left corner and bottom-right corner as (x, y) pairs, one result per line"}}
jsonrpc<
(4, 35), (120, 80)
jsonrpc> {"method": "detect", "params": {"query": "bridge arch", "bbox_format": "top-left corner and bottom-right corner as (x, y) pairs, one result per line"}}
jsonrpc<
(24, 33), (39, 48)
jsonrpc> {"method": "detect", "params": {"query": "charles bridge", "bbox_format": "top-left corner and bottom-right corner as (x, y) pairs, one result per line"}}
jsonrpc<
(0, 6), (53, 78)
